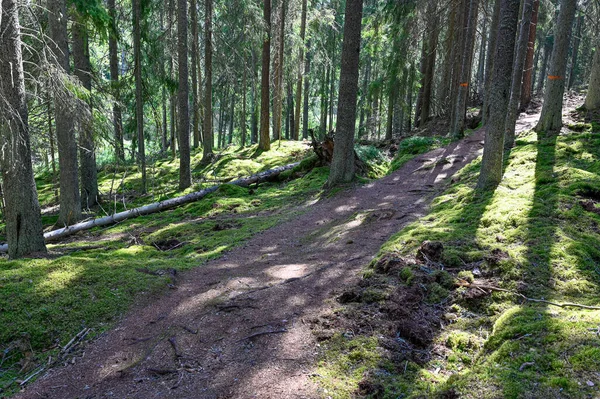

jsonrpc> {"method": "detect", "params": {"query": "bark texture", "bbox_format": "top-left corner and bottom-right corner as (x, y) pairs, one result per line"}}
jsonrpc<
(0, 0), (47, 258)
(327, 0), (363, 187)
(482, 0), (502, 125)
(535, 0), (577, 134)
(505, 0), (534, 149)
(259, 0), (271, 150)
(477, 0), (521, 190)
(108, 0), (125, 162)
(178, 0), (191, 189)
(451, 0), (480, 138)
(133, 0), (146, 192)
(293, 0), (307, 140)
(202, 0), (214, 162)
(48, 0), (82, 225)
(72, 12), (99, 208)
(585, 42), (600, 110)
(520, 0), (540, 110)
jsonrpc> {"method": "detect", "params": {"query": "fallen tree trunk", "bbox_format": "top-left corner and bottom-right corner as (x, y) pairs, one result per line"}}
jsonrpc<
(0, 162), (300, 253)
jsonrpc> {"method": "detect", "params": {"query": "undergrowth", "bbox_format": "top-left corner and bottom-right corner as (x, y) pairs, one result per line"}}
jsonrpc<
(314, 120), (600, 398)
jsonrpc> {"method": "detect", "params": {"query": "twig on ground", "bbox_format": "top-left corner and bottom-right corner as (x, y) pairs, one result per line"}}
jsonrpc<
(19, 367), (44, 386)
(235, 329), (287, 343)
(457, 280), (600, 310)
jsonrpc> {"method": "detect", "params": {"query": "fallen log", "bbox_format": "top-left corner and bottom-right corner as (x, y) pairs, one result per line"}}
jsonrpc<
(0, 162), (300, 253)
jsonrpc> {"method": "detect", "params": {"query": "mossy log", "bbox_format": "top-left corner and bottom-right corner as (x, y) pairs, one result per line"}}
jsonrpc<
(0, 162), (300, 253)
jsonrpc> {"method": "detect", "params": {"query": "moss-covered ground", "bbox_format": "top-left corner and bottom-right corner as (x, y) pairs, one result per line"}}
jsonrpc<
(314, 119), (600, 398)
(0, 141), (329, 394)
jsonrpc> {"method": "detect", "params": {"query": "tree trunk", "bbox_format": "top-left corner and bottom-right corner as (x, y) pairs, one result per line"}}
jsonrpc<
(287, 82), (294, 140)
(567, 12), (583, 90)
(177, 0), (191, 189)
(520, 0), (540, 110)
(132, 0), (146, 193)
(293, 0), (307, 140)
(0, 0), (47, 258)
(259, 0), (272, 150)
(241, 64), (248, 147)
(482, 0), (502, 125)
(191, 0), (200, 149)
(320, 64), (330, 137)
(476, 14), (487, 99)
(228, 91), (235, 145)
(439, 2), (457, 114)
(251, 49), (259, 144)
(585, 41), (600, 110)
(48, 0), (82, 225)
(450, 0), (480, 139)
(419, 0), (439, 125)
(405, 63), (416, 133)
(536, 35), (552, 94)
(327, 0), (363, 187)
(302, 41), (311, 140)
(72, 12), (99, 209)
(272, 0), (286, 141)
(0, 163), (302, 254)
(202, 0), (214, 162)
(535, 0), (577, 134)
(477, 0), (521, 190)
(504, 0), (534, 149)
(108, 0), (125, 162)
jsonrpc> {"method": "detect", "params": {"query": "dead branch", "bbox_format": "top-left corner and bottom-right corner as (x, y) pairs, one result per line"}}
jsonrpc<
(0, 162), (300, 253)
(235, 329), (288, 343)
(457, 280), (600, 310)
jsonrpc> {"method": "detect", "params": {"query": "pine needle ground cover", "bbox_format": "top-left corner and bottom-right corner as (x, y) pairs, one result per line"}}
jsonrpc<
(314, 120), (600, 398)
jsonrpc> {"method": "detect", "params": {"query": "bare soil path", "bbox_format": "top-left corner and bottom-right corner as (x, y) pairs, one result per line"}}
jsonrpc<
(16, 128), (489, 399)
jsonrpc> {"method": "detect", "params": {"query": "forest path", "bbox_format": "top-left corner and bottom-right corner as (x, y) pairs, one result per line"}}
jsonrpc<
(18, 125), (490, 399)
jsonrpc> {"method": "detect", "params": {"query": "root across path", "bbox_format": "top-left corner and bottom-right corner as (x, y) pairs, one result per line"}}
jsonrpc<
(17, 127), (489, 399)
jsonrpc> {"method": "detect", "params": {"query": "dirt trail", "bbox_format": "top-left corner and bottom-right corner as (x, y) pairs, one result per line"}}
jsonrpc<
(17, 129), (489, 399)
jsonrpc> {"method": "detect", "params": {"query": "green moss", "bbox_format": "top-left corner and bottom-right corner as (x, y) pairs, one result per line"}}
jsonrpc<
(0, 142), (329, 394)
(316, 124), (600, 398)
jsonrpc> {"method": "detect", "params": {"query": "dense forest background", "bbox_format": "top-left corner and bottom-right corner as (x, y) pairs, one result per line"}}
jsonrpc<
(0, 0), (599, 255)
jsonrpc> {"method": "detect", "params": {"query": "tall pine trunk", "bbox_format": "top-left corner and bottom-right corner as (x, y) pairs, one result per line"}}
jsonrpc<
(481, 0), (502, 125)
(259, 0), (272, 150)
(477, 0), (521, 190)
(504, 0), (534, 149)
(520, 0), (540, 110)
(293, 0), (307, 140)
(49, 0), (82, 225)
(202, 0), (214, 162)
(191, 0), (200, 149)
(0, 0), (47, 258)
(72, 12), (98, 208)
(133, 0), (146, 193)
(327, 0), (363, 187)
(108, 0), (124, 162)
(419, 0), (439, 125)
(535, 0), (577, 134)
(585, 40), (600, 110)
(178, 0), (191, 189)
(450, 0), (480, 139)
(302, 41), (311, 140)
(272, 0), (286, 140)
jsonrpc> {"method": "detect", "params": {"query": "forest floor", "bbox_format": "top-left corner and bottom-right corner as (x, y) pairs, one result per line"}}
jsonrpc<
(6, 97), (600, 399)
(9, 123), (486, 398)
